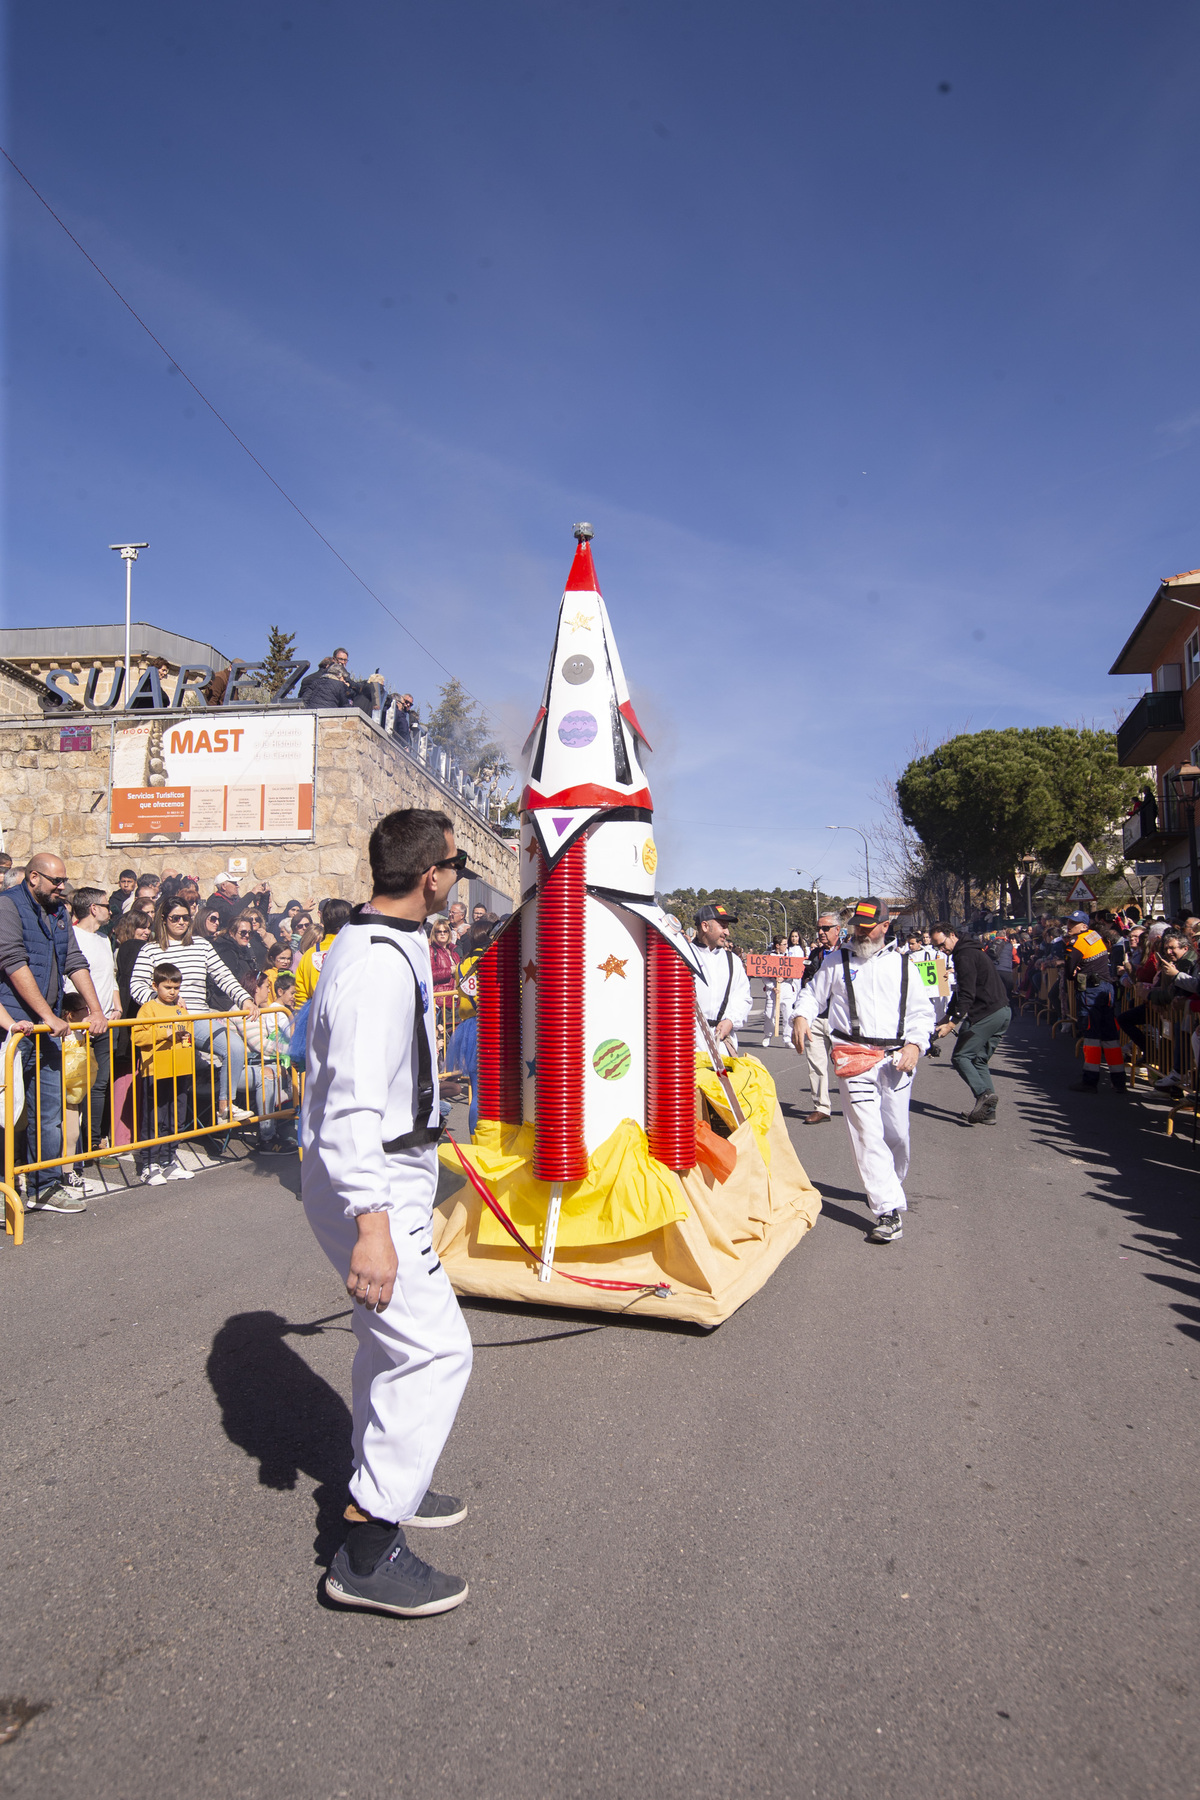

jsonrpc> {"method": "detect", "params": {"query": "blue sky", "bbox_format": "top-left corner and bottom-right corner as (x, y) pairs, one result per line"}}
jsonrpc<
(5, 0), (1200, 894)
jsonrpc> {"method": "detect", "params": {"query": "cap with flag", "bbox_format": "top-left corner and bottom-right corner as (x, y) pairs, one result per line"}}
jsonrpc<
(852, 897), (889, 928)
(695, 903), (738, 927)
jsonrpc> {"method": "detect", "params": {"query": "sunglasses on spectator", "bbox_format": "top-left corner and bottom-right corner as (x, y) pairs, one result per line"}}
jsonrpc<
(434, 850), (469, 873)
(167, 911), (190, 922)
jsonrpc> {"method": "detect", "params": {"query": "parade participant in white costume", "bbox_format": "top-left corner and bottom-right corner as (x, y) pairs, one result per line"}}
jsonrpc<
(923, 924), (957, 1056)
(791, 897), (935, 1243)
(760, 935), (787, 1040)
(787, 913), (842, 1124)
(302, 808), (477, 1618)
(693, 902), (752, 1055)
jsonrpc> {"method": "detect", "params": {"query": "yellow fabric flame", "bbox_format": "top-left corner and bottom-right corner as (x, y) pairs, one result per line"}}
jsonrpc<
(694, 1053), (777, 1167)
(438, 1116), (690, 1249)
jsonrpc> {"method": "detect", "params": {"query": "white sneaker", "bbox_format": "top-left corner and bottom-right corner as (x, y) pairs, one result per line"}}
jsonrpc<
(141, 1167), (168, 1187)
(165, 1161), (194, 1181)
(1155, 1073), (1184, 1091)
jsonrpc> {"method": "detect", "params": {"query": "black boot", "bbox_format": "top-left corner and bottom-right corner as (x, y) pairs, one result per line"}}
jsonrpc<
(967, 1093), (996, 1123)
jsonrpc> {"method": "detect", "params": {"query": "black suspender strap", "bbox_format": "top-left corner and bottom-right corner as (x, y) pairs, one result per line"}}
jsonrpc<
(369, 935), (443, 1152)
(897, 951), (909, 1043)
(831, 946), (911, 1048)
(840, 949), (859, 1038)
(714, 949), (736, 1026)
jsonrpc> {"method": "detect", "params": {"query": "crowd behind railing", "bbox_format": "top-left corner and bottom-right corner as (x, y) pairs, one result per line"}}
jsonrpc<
(1007, 909), (1200, 1112)
(1, 856), (501, 1242)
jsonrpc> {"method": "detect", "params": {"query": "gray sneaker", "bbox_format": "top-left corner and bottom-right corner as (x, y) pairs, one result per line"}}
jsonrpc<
(867, 1209), (903, 1244)
(399, 1490), (468, 1529)
(27, 1184), (86, 1215)
(325, 1532), (468, 1617)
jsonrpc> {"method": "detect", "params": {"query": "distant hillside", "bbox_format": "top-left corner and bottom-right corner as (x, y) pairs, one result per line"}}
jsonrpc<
(658, 886), (850, 952)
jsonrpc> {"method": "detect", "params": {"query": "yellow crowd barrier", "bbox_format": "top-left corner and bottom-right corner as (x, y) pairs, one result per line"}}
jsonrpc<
(3, 1006), (297, 1247)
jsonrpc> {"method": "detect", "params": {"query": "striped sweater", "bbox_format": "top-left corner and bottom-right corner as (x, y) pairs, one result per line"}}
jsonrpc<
(129, 939), (252, 1013)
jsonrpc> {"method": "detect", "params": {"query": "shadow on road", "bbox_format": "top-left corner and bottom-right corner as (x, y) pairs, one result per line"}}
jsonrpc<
(1002, 1017), (1200, 1347)
(206, 1309), (353, 1564)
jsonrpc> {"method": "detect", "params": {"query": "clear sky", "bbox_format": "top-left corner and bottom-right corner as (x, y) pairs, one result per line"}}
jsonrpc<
(5, 1), (1199, 895)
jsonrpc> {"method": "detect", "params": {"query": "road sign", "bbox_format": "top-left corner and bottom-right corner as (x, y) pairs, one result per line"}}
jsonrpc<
(1134, 862), (1163, 878)
(1060, 843), (1096, 878)
(1065, 877), (1097, 907)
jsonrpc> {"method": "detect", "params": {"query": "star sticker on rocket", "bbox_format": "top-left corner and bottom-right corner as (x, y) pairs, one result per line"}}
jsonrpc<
(565, 609), (594, 633)
(524, 960), (538, 982)
(597, 954), (628, 980)
(525, 1057), (537, 1078)
(524, 838), (540, 862)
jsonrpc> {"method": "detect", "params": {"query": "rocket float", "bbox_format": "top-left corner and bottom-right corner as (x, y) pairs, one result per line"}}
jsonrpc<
(475, 525), (698, 1265)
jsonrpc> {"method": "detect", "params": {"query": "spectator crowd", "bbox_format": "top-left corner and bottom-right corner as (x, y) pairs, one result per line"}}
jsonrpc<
(0, 848), (501, 1216)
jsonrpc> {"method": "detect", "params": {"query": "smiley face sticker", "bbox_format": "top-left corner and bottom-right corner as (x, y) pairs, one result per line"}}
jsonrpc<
(561, 654), (594, 685)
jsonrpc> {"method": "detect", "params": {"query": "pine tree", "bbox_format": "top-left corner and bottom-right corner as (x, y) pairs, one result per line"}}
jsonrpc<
(425, 678), (510, 781)
(261, 626), (298, 698)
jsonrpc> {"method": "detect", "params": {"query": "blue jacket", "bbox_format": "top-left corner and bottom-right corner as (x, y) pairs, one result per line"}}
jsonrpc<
(0, 882), (73, 1023)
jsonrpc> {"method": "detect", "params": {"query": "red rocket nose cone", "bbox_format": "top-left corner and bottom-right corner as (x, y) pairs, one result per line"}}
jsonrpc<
(565, 540), (601, 594)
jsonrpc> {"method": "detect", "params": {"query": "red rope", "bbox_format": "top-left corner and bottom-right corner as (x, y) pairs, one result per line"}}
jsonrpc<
(444, 1133), (670, 1298)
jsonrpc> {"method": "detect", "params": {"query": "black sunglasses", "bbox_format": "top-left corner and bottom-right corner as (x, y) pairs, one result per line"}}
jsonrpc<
(435, 850), (469, 873)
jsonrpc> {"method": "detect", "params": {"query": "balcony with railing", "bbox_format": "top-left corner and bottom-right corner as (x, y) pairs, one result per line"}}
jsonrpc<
(1122, 789), (1184, 857)
(1116, 689), (1185, 767)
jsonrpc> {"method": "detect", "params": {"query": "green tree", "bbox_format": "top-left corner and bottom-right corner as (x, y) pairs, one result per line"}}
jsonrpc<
(896, 726), (1146, 910)
(426, 678), (510, 781)
(261, 625), (298, 698)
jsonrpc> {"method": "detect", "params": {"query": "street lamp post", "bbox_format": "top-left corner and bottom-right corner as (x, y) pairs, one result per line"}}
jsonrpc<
(826, 824), (871, 895)
(1168, 765), (1200, 914)
(1020, 854), (1037, 926)
(110, 542), (149, 709)
(768, 896), (788, 942)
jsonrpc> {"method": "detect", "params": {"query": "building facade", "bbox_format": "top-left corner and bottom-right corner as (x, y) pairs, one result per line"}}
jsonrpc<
(1110, 566), (1200, 917)
(0, 624), (518, 912)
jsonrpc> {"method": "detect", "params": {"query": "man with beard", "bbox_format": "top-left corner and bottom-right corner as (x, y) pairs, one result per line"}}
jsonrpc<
(791, 897), (935, 1243)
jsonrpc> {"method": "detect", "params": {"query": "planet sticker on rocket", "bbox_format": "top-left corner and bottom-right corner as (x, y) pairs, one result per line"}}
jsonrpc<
(558, 710), (598, 748)
(593, 1038), (632, 1081)
(562, 655), (593, 684)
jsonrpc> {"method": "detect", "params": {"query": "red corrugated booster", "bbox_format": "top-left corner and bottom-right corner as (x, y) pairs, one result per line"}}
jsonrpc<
(475, 924), (522, 1125)
(645, 930), (697, 1171)
(534, 839), (587, 1181)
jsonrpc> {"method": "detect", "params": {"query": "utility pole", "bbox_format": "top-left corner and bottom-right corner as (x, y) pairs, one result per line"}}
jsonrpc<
(110, 542), (149, 709)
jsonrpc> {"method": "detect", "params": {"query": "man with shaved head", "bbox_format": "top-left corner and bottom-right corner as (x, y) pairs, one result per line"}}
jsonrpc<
(0, 852), (107, 1213)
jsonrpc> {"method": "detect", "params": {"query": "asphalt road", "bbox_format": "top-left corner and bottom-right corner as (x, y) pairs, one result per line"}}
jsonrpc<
(2, 1011), (1197, 1800)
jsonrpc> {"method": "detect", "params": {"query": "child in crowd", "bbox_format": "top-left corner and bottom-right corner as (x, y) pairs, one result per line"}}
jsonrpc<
(60, 992), (98, 1190)
(242, 971), (297, 1153)
(265, 943), (294, 998)
(132, 961), (195, 1186)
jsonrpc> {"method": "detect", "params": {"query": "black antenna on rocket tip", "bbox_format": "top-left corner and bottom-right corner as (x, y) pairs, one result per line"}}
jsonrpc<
(573, 522), (594, 542)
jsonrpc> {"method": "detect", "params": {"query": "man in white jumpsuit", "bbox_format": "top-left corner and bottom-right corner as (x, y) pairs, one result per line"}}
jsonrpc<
(788, 913), (844, 1124)
(693, 902), (752, 1054)
(792, 897), (935, 1243)
(302, 807), (475, 1617)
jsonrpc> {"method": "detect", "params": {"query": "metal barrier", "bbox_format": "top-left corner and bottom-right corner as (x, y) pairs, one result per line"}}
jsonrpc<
(3, 1005), (297, 1246)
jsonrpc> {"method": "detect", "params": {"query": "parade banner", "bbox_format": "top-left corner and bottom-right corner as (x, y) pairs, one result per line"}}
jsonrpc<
(744, 953), (806, 980)
(108, 714), (316, 844)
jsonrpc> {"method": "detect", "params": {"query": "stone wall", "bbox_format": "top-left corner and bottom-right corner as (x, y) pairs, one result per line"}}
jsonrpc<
(0, 711), (519, 905)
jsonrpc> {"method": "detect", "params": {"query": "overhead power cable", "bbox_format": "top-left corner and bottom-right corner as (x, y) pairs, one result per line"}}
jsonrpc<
(0, 144), (490, 712)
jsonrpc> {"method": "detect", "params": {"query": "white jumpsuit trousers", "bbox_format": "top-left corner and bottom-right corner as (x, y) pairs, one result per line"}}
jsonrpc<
(839, 1059), (914, 1217)
(303, 1144), (473, 1525)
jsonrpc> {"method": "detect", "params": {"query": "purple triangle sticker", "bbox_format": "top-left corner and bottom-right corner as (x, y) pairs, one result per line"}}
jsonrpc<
(552, 815), (573, 832)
